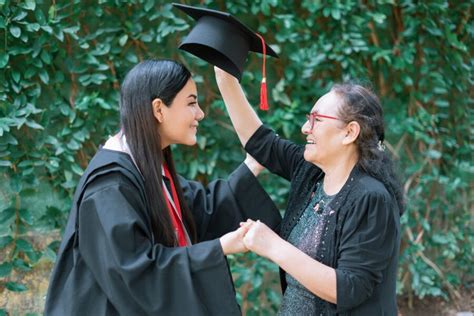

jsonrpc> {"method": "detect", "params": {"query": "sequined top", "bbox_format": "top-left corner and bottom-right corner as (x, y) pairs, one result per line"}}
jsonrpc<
(278, 181), (334, 316)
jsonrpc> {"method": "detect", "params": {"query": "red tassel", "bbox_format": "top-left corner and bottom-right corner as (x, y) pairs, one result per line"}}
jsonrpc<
(260, 79), (268, 111)
(256, 33), (269, 111)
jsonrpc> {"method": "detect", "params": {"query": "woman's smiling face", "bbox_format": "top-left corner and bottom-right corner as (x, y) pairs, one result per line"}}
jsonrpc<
(301, 91), (347, 166)
(157, 78), (205, 148)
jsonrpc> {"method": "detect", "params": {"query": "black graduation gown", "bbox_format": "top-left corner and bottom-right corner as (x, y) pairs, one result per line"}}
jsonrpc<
(44, 149), (281, 316)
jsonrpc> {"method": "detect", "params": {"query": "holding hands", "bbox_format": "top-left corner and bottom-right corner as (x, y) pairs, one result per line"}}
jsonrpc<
(241, 219), (281, 259)
(220, 219), (282, 259)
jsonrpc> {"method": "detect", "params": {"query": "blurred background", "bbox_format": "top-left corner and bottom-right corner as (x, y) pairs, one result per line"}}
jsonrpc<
(0, 0), (472, 315)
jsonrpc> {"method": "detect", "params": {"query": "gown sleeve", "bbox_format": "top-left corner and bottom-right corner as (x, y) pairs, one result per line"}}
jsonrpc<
(244, 125), (305, 181)
(335, 189), (399, 312)
(78, 172), (240, 315)
(179, 161), (282, 241)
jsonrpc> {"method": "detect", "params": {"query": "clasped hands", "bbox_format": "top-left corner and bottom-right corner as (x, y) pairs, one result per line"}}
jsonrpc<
(220, 219), (280, 259)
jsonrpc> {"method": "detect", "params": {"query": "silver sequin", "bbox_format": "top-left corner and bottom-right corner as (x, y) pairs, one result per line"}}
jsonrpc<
(278, 181), (334, 316)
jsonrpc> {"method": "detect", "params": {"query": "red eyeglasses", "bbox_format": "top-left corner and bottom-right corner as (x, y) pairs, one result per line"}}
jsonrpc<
(305, 112), (340, 130)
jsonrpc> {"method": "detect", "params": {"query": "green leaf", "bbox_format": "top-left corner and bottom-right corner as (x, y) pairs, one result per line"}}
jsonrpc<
(427, 149), (442, 159)
(10, 25), (21, 38)
(41, 25), (53, 34)
(39, 69), (49, 84)
(0, 160), (12, 167)
(24, 67), (36, 79)
(0, 207), (15, 224)
(23, 0), (36, 10)
(35, 8), (46, 25)
(91, 73), (107, 84)
(19, 208), (33, 225)
(0, 134), (18, 146)
(0, 52), (9, 68)
(25, 120), (44, 130)
(0, 262), (12, 277)
(331, 8), (341, 20)
(12, 70), (20, 83)
(67, 139), (80, 150)
(10, 176), (22, 193)
(5, 281), (28, 292)
(13, 258), (32, 271)
(43, 246), (57, 262)
(71, 163), (84, 176)
(41, 50), (52, 64)
(48, 4), (56, 20)
(434, 99), (449, 108)
(26, 23), (40, 32)
(15, 239), (34, 253)
(144, 0), (154, 12)
(0, 236), (13, 249)
(119, 34), (128, 46)
(125, 52), (138, 63)
(12, 11), (28, 22)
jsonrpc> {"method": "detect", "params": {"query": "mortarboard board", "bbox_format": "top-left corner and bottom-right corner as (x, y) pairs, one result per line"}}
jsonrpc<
(173, 3), (278, 110)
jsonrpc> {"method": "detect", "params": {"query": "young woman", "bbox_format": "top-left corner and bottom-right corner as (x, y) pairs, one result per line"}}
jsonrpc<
(215, 67), (404, 315)
(44, 60), (280, 315)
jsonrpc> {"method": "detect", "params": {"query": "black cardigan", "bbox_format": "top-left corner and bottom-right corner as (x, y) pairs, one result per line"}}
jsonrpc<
(245, 125), (401, 315)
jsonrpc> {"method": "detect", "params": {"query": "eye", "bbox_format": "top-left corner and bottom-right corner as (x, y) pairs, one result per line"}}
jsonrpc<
(188, 102), (197, 106)
(314, 117), (322, 122)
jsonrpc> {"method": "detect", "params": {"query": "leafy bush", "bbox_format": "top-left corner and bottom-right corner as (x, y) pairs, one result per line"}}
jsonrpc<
(0, 0), (472, 314)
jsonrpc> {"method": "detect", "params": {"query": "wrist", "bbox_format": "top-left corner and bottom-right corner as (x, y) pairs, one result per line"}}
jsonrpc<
(267, 237), (286, 264)
(219, 236), (229, 255)
(215, 71), (237, 88)
(244, 159), (260, 177)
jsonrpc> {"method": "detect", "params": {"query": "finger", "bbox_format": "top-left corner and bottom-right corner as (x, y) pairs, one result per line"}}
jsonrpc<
(239, 225), (250, 235)
(242, 234), (250, 247)
(240, 221), (253, 230)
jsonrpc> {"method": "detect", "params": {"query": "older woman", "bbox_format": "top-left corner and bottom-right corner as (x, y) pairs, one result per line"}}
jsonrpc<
(215, 68), (404, 315)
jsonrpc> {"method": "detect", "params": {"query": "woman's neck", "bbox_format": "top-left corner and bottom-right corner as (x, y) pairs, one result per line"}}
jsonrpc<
(321, 152), (358, 196)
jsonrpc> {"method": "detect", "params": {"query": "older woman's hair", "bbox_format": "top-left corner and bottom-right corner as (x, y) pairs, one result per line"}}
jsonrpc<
(332, 82), (404, 214)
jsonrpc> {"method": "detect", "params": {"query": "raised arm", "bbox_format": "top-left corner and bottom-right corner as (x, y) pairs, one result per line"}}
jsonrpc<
(214, 67), (262, 147)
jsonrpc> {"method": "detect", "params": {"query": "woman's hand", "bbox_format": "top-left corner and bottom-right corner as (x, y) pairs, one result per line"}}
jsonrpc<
(242, 219), (338, 303)
(241, 219), (282, 260)
(219, 226), (249, 255)
(244, 153), (265, 177)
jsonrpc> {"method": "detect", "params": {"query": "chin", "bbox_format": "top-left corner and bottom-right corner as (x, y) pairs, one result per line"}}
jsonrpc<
(303, 148), (319, 165)
(185, 137), (197, 146)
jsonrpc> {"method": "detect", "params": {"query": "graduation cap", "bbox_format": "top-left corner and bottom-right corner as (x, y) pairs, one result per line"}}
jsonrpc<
(173, 3), (278, 110)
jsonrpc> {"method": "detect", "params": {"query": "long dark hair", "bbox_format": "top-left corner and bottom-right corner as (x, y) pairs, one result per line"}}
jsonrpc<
(332, 82), (405, 214)
(120, 59), (197, 246)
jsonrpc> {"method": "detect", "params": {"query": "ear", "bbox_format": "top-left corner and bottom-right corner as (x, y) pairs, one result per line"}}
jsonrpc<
(152, 98), (165, 123)
(342, 121), (360, 145)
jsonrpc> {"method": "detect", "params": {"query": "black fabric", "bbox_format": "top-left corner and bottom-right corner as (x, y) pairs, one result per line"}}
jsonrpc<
(245, 125), (401, 316)
(45, 148), (281, 315)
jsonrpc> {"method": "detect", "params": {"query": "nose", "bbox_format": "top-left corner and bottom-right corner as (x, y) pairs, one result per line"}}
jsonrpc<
(301, 120), (311, 135)
(196, 103), (205, 121)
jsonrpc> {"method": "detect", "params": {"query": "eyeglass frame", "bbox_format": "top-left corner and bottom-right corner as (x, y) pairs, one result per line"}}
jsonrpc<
(305, 112), (340, 130)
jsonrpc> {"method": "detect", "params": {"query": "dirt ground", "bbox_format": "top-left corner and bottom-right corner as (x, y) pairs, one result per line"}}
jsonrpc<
(398, 290), (473, 316)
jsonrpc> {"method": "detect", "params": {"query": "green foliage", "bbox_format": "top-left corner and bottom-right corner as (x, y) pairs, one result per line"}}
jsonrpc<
(0, 0), (472, 313)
